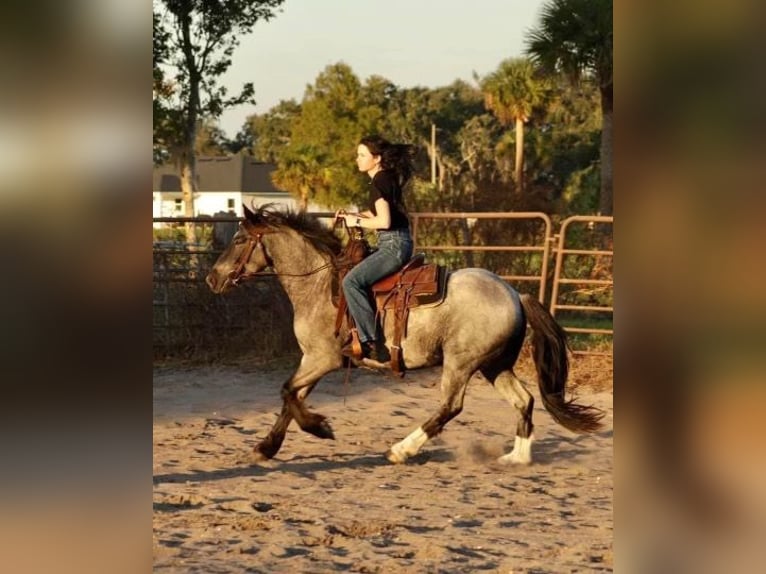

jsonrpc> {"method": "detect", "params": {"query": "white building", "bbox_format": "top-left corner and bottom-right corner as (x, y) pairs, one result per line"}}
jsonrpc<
(152, 155), (326, 223)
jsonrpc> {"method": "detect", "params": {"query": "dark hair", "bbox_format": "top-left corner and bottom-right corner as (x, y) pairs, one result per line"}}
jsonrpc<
(359, 135), (415, 188)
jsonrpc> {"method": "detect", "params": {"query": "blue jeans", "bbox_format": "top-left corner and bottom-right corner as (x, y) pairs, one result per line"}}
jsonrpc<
(342, 229), (414, 343)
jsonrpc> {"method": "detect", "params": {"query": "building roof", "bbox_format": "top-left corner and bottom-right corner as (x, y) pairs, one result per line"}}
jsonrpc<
(153, 155), (285, 193)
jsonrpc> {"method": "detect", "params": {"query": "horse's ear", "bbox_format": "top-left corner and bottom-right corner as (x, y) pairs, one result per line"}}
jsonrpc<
(243, 204), (257, 223)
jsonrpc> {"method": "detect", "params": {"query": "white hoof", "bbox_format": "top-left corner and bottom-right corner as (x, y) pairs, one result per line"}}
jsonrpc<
(497, 451), (532, 465)
(386, 448), (407, 464)
(497, 435), (533, 465)
(387, 427), (428, 465)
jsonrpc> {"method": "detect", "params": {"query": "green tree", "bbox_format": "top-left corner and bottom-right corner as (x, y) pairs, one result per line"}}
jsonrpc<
(275, 63), (367, 208)
(479, 58), (548, 192)
(153, 0), (285, 234)
(153, 11), (174, 165)
(244, 99), (301, 162)
(195, 120), (230, 156)
(242, 61), (600, 219)
(392, 81), (485, 197)
(525, 78), (601, 212)
(272, 145), (328, 211)
(525, 0), (613, 215)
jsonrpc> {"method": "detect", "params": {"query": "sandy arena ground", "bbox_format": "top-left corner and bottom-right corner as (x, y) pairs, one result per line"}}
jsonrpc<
(153, 353), (613, 573)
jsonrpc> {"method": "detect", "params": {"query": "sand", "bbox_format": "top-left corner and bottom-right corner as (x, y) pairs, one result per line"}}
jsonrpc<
(153, 354), (613, 573)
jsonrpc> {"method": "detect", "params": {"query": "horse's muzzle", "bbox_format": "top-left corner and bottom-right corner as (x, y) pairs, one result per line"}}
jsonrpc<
(205, 272), (225, 293)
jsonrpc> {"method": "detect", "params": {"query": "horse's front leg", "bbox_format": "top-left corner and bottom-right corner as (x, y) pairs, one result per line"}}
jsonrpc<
(253, 353), (342, 461)
(253, 401), (291, 461)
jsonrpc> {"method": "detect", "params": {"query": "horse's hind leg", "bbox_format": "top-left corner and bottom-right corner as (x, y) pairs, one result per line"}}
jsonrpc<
(491, 370), (535, 465)
(386, 363), (472, 464)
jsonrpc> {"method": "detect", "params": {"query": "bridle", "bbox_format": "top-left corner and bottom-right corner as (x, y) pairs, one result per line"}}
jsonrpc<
(226, 220), (334, 285)
(226, 221), (272, 285)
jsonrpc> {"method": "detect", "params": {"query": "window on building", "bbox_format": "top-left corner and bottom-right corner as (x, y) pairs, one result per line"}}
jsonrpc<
(174, 199), (183, 213)
(227, 198), (235, 210)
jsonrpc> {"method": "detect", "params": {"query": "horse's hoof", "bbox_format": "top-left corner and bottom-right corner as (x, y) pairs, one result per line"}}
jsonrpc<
(253, 442), (278, 462)
(250, 450), (271, 464)
(318, 423), (335, 440)
(497, 452), (532, 465)
(385, 448), (406, 464)
(306, 417), (335, 440)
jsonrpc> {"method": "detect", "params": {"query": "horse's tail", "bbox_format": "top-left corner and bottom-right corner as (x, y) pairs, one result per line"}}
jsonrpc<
(519, 293), (604, 434)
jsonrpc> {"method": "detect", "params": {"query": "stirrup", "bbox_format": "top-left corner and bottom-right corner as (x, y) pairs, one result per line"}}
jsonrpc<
(340, 329), (363, 358)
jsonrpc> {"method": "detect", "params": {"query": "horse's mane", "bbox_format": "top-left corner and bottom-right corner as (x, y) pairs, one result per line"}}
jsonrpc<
(245, 203), (342, 257)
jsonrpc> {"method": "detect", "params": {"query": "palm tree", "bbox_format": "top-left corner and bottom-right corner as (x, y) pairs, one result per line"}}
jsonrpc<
(273, 146), (327, 211)
(480, 58), (548, 192)
(525, 0), (613, 215)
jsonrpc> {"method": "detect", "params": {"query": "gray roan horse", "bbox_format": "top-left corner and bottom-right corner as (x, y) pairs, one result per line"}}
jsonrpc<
(206, 205), (603, 465)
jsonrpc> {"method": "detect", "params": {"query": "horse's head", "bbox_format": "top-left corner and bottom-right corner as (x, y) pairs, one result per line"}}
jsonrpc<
(205, 206), (275, 294)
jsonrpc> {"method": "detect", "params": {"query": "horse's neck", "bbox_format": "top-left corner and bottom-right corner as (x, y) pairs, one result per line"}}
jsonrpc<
(269, 236), (334, 315)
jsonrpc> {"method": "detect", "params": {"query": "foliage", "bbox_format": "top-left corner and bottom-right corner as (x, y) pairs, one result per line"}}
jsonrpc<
(234, 60), (612, 236)
(527, 78), (601, 210)
(153, 10), (174, 165)
(234, 57), (605, 220)
(278, 63), (368, 208)
(478, 57), (550, 191)
(525, 0), (612, 90)
(195, 119), (231, 156)
(152, 0), (285, 205)
(525, 0), (613, 214)
(153, 222), (213, 246)
(245, 58), (603, 220)
(480, 58), (549, 126)
(272, 144), (329, 211)
(559, 164), (600, 214)
(154, 0), (285, 127)
(245, 99), (302, 162)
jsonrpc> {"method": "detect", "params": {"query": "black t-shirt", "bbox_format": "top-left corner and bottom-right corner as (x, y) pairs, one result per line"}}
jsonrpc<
(368, 170), (409, 230)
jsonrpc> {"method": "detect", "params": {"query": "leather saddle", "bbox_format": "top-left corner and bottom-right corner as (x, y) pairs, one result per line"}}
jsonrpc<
(333, 250), (447, 377)
(372, 253), (444, 312)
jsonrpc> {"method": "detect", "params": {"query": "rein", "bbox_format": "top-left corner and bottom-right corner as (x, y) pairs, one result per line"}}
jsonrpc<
(227, 221), (335, 285)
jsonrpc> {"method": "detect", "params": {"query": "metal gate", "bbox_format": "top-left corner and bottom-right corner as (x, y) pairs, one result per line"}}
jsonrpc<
(409, 212), (553, 303)
(549, 215), (614, 355)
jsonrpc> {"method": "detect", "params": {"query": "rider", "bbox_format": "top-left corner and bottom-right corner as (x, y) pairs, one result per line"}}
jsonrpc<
(335, 135), (414, 362)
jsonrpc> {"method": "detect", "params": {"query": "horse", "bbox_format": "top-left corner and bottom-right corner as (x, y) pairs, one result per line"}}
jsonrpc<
(205, 205), (604, 465)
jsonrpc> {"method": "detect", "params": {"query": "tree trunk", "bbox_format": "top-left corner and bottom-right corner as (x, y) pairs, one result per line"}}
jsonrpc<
(180, 152), (197, 245)
(514, 117), (524, 193)
(599, 84), (613, 216)
(422, 134), (444, 192)
(179, 149), (199, 277)
(179, 4), (200, 269)
(460, 219), (475, 268)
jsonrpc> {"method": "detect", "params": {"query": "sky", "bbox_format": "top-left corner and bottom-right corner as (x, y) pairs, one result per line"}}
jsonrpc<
(217, 0), (545, 138)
